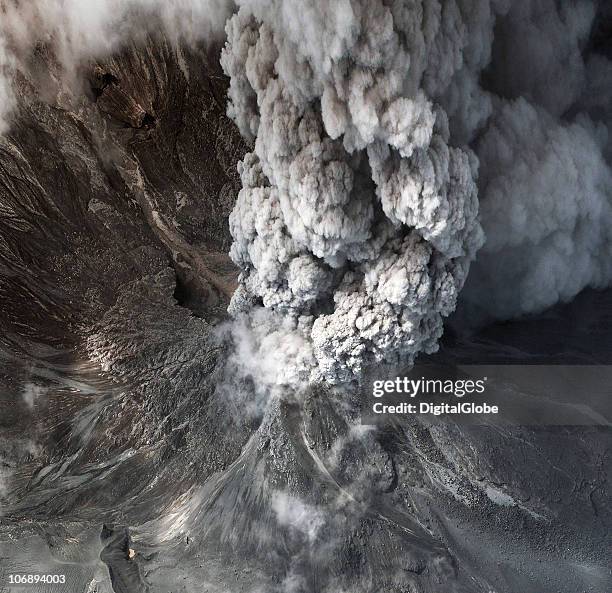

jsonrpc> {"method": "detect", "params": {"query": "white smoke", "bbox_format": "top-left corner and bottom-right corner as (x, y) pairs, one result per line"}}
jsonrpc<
(221, 306), (316, 389)
(0, 0), (234, 132)
(271, 490), (325, 542)
(22, 382), (45, 409)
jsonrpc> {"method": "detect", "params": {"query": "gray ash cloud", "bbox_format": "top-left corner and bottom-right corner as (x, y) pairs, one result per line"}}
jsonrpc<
(222, 0), (485, 384)
(221, 0), (612, 384)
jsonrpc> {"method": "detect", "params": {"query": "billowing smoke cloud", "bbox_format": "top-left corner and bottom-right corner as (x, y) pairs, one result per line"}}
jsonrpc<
(222, 0), (612, 379)
(222, 0), (486, 384)
(460, 0), (612, 320)
(463, 99), (612, 319)
(0, 0), (234, 132)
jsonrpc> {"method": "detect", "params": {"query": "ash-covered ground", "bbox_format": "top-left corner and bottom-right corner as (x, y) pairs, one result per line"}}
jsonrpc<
(0, 3), (611, 593)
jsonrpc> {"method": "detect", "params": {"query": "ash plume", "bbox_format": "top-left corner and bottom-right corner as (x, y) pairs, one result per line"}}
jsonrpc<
(221, 0), (485, 384)
(461, 0), (612, 320)
(464, 98), (612, 319)
(222, 0), (612, 383)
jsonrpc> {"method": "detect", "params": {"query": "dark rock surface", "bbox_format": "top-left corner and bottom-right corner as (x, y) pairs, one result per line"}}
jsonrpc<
(0, 35), (610, 593)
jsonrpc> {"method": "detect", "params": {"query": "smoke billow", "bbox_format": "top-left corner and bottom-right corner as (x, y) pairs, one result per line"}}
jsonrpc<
(271, 490), (325, 542)
(461, 1), (612, 320)
(222, 0), (612, 384)
(465, 99), (612, 319)
(221, 0), (486, 384)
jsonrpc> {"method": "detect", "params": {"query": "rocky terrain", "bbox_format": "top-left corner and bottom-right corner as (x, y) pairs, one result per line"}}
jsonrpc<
(0, 31), (610, 593)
